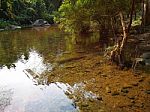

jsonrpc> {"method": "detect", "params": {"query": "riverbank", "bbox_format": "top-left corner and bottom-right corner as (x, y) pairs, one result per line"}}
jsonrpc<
(47, 50), (150, 111)
(0, 19), (54, 32)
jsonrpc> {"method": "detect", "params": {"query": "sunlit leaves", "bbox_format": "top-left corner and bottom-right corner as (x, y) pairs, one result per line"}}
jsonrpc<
(55, 0), (132, 34)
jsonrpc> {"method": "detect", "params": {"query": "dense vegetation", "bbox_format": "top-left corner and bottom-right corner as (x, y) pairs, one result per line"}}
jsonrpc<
(0, 0), (62, 27)
(55, 0), (150, 68)
(55, 0), (150, 33)
(0, 0), (150, 68)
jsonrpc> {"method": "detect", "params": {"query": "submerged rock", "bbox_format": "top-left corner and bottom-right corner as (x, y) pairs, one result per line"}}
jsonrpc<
(145, 90), (150, 94)
(81, 103), (89, 107)
(97, 96), (103, 101)
(122, 86), (132, 90)
(121, 88), (129, 93)
(128, 96), (135, 100)
(111, 91), (120, 96)
(105, 86), (111, 93)
(55, 55), (85, 64)
(131, 82), (139, 86)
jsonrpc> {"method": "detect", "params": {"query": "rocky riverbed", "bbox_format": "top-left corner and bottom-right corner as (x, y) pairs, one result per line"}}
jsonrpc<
(47, 51), (150, 112)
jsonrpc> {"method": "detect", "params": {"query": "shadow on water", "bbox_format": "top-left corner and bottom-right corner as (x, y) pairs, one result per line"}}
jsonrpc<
(0, 26), (101, 112)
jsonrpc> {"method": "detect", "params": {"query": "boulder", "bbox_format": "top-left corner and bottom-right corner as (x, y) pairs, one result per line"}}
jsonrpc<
(141, 52), (150, 65)
(142, 52), (150, 59)
(0, 29), (4, 31)
(5, 25), (21, 30)
(32, 19), (50, 26)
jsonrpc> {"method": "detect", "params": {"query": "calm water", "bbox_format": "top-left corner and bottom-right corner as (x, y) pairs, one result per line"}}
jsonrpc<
(0, 27), (99, 112)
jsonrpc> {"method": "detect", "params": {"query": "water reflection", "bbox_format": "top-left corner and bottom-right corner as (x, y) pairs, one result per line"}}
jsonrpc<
(0, 49), (99, 112)
(4, 83), (78, 112)
(0, 27), (65, 68)
(0, 27), (101, 112)
(0, 50), (78, 112)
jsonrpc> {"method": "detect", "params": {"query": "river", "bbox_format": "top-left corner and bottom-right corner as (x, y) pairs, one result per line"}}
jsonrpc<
(0, 26), (100, 112)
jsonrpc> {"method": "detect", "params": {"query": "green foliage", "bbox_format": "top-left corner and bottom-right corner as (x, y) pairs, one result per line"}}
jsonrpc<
(0, 0), (63, 25)
(54, 0), (133, 34)
(54, 0), (92, 34)
(0, 20), (11, 28)
(0, 0), (14, 19)
(0, 19), (17, 28)
(132, 16), (142, 26)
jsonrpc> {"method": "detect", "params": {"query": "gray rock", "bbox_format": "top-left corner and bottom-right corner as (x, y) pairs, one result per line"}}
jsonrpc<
(141, 52), (150, 65)
(32, 19), (50, 26)
(5, 25), (21, 30)
(0, 29), (4, 31)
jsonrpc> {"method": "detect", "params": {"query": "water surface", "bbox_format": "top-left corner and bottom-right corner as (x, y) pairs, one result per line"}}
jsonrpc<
(0, 27), (78, 112)
(0, 27), (99, 112)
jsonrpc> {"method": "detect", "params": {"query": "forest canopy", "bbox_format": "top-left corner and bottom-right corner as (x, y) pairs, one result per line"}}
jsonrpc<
(0, 0), (62, 26)
(54, 0), (150, 68)
(55, 0), (150, 34)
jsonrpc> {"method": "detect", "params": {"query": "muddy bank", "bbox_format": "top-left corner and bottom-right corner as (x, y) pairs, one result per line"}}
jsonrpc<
(47, 52), (150, 112)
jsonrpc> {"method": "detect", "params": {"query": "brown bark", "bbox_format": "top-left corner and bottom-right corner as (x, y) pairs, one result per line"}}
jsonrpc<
(110, 0), (136, 67)
(127, 0), (136, 33)
(145, 0), (150, 25)
(119, 12), (127, 54)
(142, 0), (150, 26)
(110, 12), (127, 65)
(141, 0), (146, 26)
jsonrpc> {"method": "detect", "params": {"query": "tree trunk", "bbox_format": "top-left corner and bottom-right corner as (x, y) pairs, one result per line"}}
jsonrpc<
(141, 0), (145, 26)
(119, 12), (127, 55)
(127, 0), (136, 33)
(110, 12), (127, 66)
(110, 0), (135, 67)
(145, 0), (150, 25)
(0, 0), (1, 9)
(142, 0), (150, 26)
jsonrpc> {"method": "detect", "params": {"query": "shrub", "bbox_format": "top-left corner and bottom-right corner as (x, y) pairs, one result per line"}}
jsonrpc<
(0, 19), (16, 28)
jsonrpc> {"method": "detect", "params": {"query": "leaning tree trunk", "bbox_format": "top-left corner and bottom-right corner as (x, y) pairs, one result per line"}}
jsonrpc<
(110, 12), (127, 66)
(110, 0), (135, 67)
